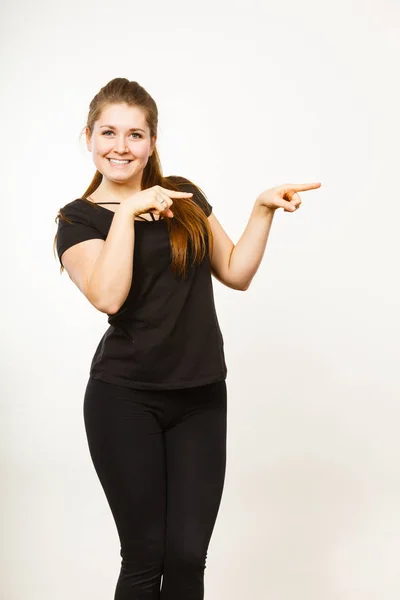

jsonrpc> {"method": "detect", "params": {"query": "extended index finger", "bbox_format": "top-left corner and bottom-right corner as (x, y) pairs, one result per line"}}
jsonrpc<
(162, 187), (194, 197)
(278, 182), (322, 193)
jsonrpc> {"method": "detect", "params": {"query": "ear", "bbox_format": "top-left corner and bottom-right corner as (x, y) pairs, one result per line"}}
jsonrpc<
(85, 127), (92, 152)
(149, 135), (157, 157)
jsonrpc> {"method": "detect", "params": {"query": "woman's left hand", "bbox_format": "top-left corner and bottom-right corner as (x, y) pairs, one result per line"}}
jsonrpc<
(256, 182), (322, 212)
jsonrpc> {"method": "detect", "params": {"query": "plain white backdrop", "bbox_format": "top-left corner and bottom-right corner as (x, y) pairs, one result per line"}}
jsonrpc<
(1, 0), (399, 598)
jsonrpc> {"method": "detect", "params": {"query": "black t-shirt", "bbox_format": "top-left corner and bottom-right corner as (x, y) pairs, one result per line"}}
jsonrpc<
(56, 177), (227, 390)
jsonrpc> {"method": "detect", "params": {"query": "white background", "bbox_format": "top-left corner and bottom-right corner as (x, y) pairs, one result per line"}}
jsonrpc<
(1, 0), (399, 598)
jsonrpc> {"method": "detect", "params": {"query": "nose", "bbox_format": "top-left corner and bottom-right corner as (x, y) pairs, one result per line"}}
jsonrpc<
(115, 134), (129, 154)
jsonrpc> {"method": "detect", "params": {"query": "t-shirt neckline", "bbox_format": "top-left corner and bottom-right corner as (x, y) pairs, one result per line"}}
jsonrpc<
(81, 198), (166, 223)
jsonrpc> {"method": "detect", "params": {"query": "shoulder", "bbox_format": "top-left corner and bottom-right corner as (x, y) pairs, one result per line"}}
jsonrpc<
(55, 199), (105, 265)
(60, 198), (95, 213)
(165, 175), (212, 217)
(57, 198), (98, 224)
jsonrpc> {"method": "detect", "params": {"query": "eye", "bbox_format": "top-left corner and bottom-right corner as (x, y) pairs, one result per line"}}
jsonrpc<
(102, 130), (142, 139)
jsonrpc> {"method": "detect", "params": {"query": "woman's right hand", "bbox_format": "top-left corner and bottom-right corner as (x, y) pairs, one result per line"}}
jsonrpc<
(121, 185), (194, 219)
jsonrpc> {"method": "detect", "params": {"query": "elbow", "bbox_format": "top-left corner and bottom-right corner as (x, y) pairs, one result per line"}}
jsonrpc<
(230, 280), (250, 291)
(85, 276), (124, 316)
(211, 267), (251, 291)
(227, 270), (252, 291)
(85, 286), (115, 315)
(100, 295), (129, 315)
(89, 298), (121, 315)
(224, 276), (251, 291)
(239, 277), (253, 291)
(92, 302), (116, 315)
(86, 288), (124, 315)
(103, 303), (122, 315)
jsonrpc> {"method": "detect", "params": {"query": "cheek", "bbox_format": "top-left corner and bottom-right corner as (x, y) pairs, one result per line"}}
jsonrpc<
(94, 139), (109, 155)
(136, 141), (152, 158)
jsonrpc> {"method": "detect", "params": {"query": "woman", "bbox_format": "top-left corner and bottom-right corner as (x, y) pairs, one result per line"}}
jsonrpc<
(54, 77), (321, 599)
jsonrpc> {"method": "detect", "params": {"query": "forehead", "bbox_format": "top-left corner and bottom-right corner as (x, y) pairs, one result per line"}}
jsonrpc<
(97, 103), (149, 131)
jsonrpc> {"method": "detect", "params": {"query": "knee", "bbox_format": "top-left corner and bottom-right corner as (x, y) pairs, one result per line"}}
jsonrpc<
(120, 542), (164, 575)
(163, 546), (207, 574)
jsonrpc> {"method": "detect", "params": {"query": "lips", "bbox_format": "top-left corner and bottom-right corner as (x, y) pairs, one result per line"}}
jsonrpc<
(107, 158), (132, 163)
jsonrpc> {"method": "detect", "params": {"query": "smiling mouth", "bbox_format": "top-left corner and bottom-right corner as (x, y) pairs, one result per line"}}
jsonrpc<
(107, 158), (133, 165)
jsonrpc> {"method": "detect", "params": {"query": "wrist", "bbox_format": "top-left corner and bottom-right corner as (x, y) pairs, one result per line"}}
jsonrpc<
(254, 198), (275, 216)
(115, 202), (137, 219)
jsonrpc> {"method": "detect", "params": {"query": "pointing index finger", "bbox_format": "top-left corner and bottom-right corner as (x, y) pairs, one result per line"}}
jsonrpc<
(278, 182), (322, 193)
(163, 189), (194, 197)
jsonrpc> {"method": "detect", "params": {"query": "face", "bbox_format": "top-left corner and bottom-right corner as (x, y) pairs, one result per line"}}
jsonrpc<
(86, 103), (156, 185)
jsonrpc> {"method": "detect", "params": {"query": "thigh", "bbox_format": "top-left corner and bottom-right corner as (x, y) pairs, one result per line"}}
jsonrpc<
(83, 377), (167, 552)
(163, 380), (227, 555)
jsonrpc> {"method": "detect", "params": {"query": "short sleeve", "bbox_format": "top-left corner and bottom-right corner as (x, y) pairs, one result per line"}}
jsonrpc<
(166, 175), (213, 217)
(56, 201), (106, 267)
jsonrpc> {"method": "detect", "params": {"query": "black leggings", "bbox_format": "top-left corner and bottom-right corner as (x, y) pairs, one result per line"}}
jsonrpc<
(83, 376), (227, 600)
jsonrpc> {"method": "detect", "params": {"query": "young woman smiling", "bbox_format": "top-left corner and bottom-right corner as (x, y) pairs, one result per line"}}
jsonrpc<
(53, 77), (321, 600)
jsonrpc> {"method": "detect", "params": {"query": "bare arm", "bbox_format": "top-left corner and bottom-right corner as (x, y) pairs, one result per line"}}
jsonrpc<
(61, 205), (136, 315)
(86, 205), (135, 314)
(208, 181), (320, 290)
(208, 203), (275, 291)
(226, 203), (275, 290)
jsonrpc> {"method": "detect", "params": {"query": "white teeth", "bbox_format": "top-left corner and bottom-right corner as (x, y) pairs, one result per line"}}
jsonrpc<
(108, 158), (131, 164)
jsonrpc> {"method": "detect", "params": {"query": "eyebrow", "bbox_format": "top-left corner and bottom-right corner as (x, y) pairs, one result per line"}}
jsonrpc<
(100, 125), (146, 133)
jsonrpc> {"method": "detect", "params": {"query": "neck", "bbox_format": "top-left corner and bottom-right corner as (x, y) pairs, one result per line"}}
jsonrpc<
(91, 177), (143, 203)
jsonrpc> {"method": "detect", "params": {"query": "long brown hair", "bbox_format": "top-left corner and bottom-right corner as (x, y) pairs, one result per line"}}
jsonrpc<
(53, 77), (214, 279)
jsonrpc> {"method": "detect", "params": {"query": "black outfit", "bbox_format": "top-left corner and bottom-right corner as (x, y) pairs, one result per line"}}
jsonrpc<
(56, 176), (227, 390)
(56, 177), (228, 599)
